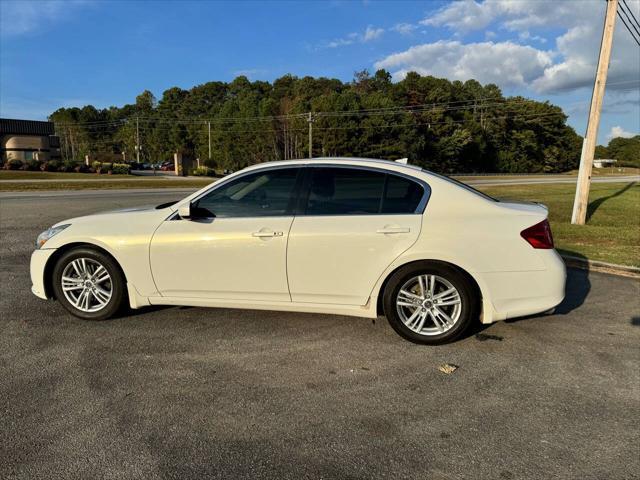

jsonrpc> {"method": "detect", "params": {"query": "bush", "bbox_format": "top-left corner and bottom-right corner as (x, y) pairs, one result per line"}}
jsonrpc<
(75, 164), (90, 173)
(4, 159), (23, 170)
(25, 160), (41, 171)
(101, 162), (113, 172)
(92, 161), (102, 172)
(111, 163), (131, 175)
(40, 160), (60, 172)
(60, 160), (79, 172)
(191, 166), (216, 176)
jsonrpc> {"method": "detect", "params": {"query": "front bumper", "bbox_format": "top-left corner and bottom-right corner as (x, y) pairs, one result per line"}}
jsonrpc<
(30, 249), (56, 299)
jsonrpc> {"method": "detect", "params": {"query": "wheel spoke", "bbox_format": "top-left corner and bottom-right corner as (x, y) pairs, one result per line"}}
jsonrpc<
(428, 275), (435, 297)
(433, 307), (454, 329)
(418, 276), (425, 298)
(434, 287), (457, 300)
(402, 307), (421, 328)
(413, 311), (427, 332)
(428, 310), (445, 332)
(398, 289), (422, 302)
(92, 286), (111, 304)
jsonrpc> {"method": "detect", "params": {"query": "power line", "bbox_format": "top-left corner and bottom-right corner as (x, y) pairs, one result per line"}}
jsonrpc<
(617, 6), (640, 46)
(621, 0), (640, 31)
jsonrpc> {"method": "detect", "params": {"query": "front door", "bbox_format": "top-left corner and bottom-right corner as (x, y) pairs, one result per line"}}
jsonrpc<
(150, 167), (301, 301)
(287, 166), (425, 305)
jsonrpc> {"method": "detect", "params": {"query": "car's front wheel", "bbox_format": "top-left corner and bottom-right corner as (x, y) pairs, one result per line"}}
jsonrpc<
(52, 247), (127, 320)
(383, 262), (478, 344)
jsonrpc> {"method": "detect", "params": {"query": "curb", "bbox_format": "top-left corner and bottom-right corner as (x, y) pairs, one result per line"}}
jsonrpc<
(561, 254), (640, 278)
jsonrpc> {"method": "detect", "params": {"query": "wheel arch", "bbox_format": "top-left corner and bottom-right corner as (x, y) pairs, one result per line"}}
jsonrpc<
(43, 242), (128, 300)
(374, 259), (485, 319)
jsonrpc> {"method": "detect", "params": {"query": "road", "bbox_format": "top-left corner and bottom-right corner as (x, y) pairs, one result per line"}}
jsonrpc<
(1, 193), (639, 479)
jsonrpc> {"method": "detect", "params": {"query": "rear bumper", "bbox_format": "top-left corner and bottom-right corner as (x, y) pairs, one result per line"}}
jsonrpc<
(30, 249), (56, 300)
(481, 250), (566, 322)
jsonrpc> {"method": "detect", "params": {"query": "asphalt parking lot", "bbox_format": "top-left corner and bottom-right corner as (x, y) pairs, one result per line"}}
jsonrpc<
(1, 191), (639, 480)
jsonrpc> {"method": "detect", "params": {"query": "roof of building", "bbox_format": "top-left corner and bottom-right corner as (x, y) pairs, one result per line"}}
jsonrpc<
(0, 118), (55, 136)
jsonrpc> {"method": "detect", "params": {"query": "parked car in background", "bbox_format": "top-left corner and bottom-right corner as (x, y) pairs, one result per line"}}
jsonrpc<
(30, 157), (565, 344)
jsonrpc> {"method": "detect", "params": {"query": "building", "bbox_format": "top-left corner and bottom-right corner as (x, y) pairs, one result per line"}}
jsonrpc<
(593, 158), (617, 168)
(0, 118), (61, 164)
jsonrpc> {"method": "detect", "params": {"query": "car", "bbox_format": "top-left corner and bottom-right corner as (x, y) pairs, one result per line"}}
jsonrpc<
(30, 157), (565, 344)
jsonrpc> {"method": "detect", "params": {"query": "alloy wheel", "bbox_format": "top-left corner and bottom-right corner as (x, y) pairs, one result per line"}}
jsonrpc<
(60, 258), (113, 313)
(395, 274), (462, 336)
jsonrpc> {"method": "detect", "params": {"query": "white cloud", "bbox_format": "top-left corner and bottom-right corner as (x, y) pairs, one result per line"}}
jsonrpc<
(375, 40), (553, 87)
(389, 0), (640, 94)
(363, 25), (384, 42)
(324, 26), (384, 48)
(0, 0), (92, 36)
(607, 125), (636, 140)
(392, 23), (416, 36)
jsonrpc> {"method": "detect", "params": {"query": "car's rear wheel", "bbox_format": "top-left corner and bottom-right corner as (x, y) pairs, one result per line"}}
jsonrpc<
(52, 247), (127, 320)
(383, 262), (478, 344)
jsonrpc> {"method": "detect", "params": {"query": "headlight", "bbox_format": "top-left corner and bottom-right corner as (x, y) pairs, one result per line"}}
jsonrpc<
(36, 224), (70, 249)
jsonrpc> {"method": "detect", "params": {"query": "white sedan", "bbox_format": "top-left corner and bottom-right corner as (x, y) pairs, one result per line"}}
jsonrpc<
(30, 158), (566, 344)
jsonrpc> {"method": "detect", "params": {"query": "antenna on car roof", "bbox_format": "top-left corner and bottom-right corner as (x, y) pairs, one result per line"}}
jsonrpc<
(395, 158), (409, 165)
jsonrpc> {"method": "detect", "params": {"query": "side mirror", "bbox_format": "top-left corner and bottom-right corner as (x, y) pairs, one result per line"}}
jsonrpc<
(178, 203), (192, 219)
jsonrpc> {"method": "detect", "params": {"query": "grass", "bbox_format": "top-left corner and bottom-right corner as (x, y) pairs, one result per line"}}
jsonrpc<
(478, 182), (640, 268)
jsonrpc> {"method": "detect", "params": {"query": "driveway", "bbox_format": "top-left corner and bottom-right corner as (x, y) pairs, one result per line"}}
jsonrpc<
(1, 192), (638, 479)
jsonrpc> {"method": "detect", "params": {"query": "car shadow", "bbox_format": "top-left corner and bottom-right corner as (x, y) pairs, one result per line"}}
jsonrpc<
(586, 181), (636, 222)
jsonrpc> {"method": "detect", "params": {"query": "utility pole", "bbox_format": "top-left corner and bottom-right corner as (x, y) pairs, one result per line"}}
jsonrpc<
(307, 112), (315, 159)
(135, 116), (140, 163)
(208, 121), (212, 160)
(571, 0), (618, 225)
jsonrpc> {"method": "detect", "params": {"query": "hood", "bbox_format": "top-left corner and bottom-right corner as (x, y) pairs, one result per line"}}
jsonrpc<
(52, 204), (169, 228)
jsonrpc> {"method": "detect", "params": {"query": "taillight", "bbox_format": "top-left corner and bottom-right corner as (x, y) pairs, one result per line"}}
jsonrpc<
(520, 219), (554, 249)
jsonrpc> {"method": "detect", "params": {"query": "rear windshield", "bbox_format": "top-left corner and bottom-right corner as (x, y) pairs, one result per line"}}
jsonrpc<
(424, 170), (498, 202)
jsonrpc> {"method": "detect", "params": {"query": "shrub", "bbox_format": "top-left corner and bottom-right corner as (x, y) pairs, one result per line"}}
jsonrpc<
(101, 162), (113, 172)
(111, 163), (131, 175)
(75, 164), (90, 173)
(60, 160), (78, 172)
(192, 166), (216, 176)
(4, 159), (23, 170)
(40, 160), (60, 172)
(26, 160), (41, 171)
(92, 161), (102, 172)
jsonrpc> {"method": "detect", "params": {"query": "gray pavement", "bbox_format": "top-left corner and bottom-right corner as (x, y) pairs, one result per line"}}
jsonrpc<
(1, 193), (639, 479)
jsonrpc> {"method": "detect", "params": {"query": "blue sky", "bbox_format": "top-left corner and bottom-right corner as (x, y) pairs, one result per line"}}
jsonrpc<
(1, 0), (638, 144)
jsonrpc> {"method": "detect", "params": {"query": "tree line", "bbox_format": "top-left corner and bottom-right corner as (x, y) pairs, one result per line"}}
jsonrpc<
(49, 70), (585, 174)
(595, 135), (640, 167)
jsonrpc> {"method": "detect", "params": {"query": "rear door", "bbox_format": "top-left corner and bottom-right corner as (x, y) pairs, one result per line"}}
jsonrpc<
(287, 166), (427, 305)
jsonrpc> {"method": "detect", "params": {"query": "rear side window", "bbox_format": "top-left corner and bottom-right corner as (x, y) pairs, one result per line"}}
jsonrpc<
(381, 174), (424, 214)
(304, 167), (425, 215)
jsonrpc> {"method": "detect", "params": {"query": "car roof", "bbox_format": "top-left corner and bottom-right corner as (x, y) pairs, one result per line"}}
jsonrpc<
(242, 157), (425, 175)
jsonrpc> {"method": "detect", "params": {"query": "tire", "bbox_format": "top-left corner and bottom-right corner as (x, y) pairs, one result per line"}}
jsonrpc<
(383, 262), (478, 345)
(52, 247), (127, 320)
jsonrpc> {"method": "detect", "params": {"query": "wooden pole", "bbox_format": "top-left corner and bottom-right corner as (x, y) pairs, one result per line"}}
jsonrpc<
(571, 0), (618, 225)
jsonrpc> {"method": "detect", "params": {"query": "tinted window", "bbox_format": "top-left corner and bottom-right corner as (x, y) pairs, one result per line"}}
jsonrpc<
(305, 168), (386, 215)
(196, 168), (299, 217)
(382, 175), (424, 214)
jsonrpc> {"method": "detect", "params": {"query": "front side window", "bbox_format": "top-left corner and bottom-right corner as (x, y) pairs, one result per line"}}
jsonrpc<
(195, 168), (299, 217)
(304, 167), (425, 215)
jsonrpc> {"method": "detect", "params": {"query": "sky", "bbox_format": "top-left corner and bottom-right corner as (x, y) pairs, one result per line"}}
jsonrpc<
(0, 0), (638, 145)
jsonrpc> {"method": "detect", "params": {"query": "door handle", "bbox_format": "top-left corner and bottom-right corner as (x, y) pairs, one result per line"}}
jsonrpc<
(376, 227), (410, 234)
(252, 231), (283, 238)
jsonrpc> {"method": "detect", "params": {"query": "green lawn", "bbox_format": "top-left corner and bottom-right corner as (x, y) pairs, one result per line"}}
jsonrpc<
(0, 170), (107, 180)
(479, 182), (640, 267)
